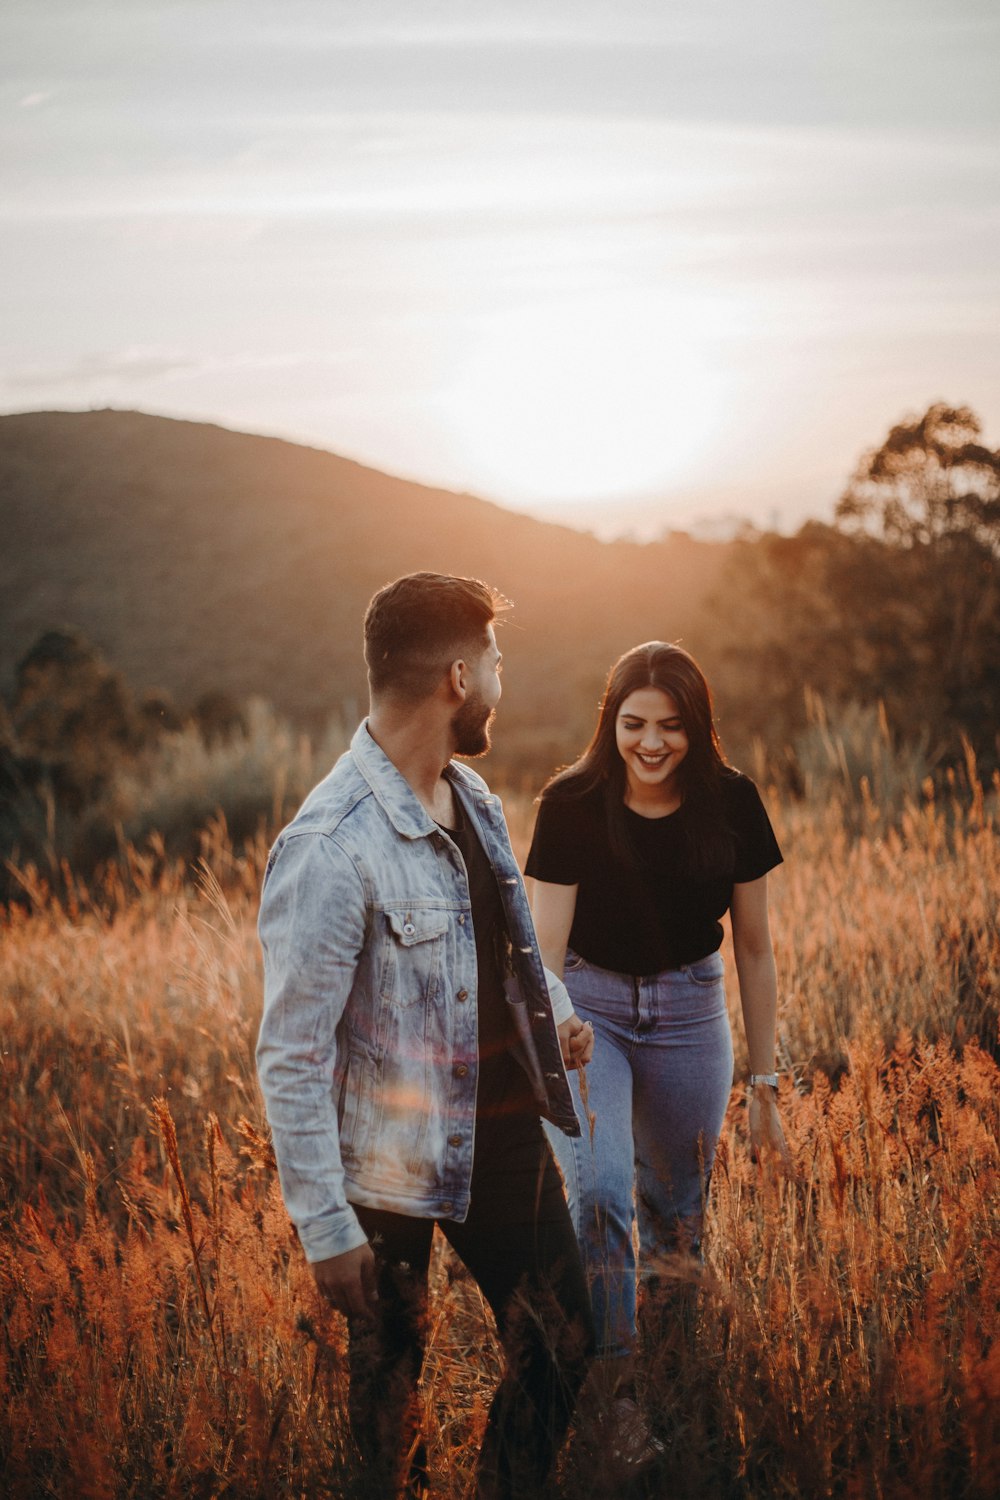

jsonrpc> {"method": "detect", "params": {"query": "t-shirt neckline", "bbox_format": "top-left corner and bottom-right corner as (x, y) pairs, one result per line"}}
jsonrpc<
(435, 800), (465, 836)
(623, 798), (684, 824)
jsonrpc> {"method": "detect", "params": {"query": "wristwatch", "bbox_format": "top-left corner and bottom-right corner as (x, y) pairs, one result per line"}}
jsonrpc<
(748, 1072), (779, 1089)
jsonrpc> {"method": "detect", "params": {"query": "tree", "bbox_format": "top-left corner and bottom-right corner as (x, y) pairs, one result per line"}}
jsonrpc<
(835, 403), (1000, 747)
(697, 521), (865, 749)
(700, 404), (1000, 770)
(11, 629), (141, 808)
(836, 403), (1000, 550)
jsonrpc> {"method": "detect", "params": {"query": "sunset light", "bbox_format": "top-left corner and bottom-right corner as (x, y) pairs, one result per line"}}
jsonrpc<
(2, 1), (997, 535)
(449, 289), (730, 509)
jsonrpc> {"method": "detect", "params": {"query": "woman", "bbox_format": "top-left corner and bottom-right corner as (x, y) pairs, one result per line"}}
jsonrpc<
(526, 641), (789, 1420)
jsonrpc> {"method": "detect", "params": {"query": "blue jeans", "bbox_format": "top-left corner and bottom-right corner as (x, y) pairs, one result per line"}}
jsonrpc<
(545, 948), (734, 1358)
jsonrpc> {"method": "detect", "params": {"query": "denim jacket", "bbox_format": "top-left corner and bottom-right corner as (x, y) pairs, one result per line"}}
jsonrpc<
(256, 721), (580, 1264)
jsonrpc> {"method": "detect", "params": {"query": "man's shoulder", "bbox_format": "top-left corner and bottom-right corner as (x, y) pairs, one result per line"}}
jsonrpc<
(447, 760), (492, 796)
(282, 748), (374, 841)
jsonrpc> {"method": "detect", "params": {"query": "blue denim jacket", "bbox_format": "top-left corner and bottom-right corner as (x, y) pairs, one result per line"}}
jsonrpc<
(256, 721), (580, 1264)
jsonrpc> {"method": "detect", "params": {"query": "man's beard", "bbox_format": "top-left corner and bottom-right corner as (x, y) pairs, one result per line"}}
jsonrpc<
(451, 690), (495, 758)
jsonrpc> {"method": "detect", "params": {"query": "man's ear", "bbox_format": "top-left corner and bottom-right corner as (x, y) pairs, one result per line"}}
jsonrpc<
(448, 659), (468, 700)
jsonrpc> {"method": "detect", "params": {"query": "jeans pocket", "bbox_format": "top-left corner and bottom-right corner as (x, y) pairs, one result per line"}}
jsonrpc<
(684, 951), (725, 986)
(563, 949), (587, 973)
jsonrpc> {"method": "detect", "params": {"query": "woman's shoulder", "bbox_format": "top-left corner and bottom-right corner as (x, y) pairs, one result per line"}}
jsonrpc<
(720, 765), (756, 792)
(527, 772), (606, 872)
(718, 766), (768, 811)
(533, 776), (606, 845)
(539, 773), (605, 808)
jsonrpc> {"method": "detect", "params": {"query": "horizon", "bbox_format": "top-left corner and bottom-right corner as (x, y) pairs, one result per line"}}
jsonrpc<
(0, 399), (820, 542)
(2, 0), (999, 538)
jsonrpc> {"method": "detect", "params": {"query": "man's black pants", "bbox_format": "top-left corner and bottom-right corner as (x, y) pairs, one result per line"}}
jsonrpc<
(348, 1062), (595, 1498)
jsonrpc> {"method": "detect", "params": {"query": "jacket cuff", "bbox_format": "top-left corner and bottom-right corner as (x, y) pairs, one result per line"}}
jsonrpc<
(543, 966), (574, 1026)
(296, 1204), (368, 1264)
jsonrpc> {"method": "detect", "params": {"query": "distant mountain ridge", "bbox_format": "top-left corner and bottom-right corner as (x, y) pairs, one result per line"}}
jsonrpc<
(0, 409), (728, 768)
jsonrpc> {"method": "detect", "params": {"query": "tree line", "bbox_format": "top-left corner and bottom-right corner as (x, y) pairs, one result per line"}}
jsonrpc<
(701, 403), (1000, 768)
(1, 402), (997, 894)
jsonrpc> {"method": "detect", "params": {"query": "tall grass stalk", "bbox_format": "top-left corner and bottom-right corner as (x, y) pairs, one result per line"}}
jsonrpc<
(1, 779), (998, 1496)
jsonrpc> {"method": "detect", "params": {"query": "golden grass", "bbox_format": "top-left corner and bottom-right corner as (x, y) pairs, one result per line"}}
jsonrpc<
(1, 787), (998, 1497)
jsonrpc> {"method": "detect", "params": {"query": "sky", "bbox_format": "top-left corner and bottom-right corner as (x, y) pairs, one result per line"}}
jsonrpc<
(2, 0), (998, 537)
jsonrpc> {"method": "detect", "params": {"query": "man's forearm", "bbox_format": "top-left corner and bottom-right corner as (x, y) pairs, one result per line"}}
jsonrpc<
(256, 1024), (367, 1261)
(257, 831), (368, 1260)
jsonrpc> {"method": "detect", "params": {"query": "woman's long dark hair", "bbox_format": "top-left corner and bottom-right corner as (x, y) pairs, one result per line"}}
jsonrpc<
(543, 641), (736, 879)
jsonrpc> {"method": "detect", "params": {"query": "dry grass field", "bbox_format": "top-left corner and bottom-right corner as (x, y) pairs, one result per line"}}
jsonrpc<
(1, 776), (998, 1498)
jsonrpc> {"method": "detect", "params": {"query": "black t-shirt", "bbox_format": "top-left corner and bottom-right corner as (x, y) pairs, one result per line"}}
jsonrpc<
(438, 804), (532, 1117)
(524, 771), (782, 976)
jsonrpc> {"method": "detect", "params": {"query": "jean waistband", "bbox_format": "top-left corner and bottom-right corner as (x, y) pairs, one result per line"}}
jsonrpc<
(565, 947), (722, 982)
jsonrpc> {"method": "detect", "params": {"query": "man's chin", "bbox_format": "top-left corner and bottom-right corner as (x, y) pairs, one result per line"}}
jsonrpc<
(453, 712), (495, 759)
(455, 730), (492, 759)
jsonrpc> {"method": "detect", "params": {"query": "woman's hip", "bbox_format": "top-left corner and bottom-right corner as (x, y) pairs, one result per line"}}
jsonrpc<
(563, 947), (729, 1032)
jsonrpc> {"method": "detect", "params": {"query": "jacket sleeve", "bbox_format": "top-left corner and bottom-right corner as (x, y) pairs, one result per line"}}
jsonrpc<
(543, 966), (574, 1026)
(256, 831), (369, 1263)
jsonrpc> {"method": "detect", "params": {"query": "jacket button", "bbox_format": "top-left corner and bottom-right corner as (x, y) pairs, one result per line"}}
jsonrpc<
(457, 914), (466, 925)
(448, 1134), (462, 1147)
(454, 1063), (469, 1077)
(402, 921), (416, 936)
(440, 1201), (454, 1215)
(456, 989), (469, 1002)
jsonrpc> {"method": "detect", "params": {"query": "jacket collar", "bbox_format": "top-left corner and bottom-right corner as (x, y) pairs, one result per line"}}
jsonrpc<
(350, 719), (490, 840)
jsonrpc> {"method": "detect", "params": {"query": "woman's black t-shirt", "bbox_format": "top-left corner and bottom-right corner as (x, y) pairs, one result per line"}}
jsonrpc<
(524, 771), (782, 977)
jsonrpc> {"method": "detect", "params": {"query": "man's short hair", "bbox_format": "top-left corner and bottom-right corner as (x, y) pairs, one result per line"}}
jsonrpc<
(364, 572), (509, 702)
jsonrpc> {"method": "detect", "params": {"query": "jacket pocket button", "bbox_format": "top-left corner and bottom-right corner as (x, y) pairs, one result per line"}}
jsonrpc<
(454, 1063), (469, 1077)
(448, 1135), (462, 1147)
(457, 914), (466, 925)
(456, 989), (469, 1002)
(402, 921), (416, 936)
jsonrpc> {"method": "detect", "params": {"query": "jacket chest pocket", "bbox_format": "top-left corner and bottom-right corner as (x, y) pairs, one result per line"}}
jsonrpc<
(382, 907), (451, 1008)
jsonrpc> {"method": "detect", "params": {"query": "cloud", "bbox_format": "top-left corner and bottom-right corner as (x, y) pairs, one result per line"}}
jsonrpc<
(0, 350), (204, 396)
(1, 1), (996, 522)
(3, 1), (998, 138)
(0, 348), (365, 400)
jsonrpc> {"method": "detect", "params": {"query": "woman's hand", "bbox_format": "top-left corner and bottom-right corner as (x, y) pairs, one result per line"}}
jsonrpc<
(748, 1085), (793, 1174)
(557, 1012), (594, 1070)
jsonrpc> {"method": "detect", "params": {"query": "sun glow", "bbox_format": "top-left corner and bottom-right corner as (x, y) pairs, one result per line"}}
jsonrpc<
(446, 291), (730, 510)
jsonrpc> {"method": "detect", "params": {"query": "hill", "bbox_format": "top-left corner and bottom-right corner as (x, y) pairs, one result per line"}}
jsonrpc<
(0, 408), (729, 771)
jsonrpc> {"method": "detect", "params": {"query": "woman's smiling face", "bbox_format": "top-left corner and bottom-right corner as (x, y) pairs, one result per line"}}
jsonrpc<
(615, 686), (689, 797)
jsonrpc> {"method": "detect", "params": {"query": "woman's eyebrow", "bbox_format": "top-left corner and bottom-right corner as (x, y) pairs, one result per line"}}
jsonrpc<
(619, 714), (682, 723)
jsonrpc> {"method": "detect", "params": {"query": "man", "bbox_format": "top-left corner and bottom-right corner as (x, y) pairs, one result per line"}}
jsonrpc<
(257, 572), (595, 1498)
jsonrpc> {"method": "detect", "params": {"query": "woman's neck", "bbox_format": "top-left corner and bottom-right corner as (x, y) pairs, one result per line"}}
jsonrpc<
(623, 775), (683, 818)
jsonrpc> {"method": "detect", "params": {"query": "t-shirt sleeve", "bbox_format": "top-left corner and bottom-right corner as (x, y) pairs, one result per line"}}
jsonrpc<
(730, 776), (783, 884)
(524, 793), (586, 885)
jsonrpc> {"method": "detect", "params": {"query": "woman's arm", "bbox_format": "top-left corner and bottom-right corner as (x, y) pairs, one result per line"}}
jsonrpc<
(731, 874), (778, 1075)
(528, 878), (592, 1067)
(731, 874), (792, 1168)
(528, 878), (579, 978)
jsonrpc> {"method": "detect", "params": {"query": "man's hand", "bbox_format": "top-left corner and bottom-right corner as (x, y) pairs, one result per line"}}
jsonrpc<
(312, 1242), (378, 1321)
(557, 1012), (594, 1070)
